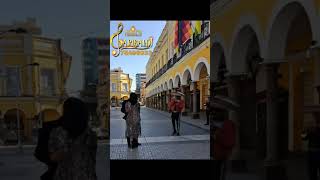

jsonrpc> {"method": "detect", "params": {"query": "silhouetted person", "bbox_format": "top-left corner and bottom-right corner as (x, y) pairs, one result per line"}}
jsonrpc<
(302, 112), (320, 180)
(125, 93), (141, 148)
(48, 97), (97, 180)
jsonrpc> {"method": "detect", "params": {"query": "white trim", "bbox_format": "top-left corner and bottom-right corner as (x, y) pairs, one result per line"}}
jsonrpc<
(211, 43), (226, 82)
(193, 58), (210, 81)
(229, 14), (265, 74)
(265, 0), (319, 60)
(181, 67), (194, 86)
(164, 82), (168, 91)
(173, 73), (182, 88)
(211, 32), (229, 69)
(168, 79), (173, 90)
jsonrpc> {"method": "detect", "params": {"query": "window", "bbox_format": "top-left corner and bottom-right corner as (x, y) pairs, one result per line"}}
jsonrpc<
(6, 66), (20, 96)
(40, 68), (55, 96)
(122, 83), (128, 92)
(111, 83), (116, 92)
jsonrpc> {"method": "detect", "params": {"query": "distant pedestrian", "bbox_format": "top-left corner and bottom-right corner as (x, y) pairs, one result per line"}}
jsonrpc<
(213, 107), (235, 180)
(168, 95), (184, 136)
(125, 93), (141, 149)
(48, 97), (97, 180)
(302, 112), (320, 180)
(204, 98), (211, 125)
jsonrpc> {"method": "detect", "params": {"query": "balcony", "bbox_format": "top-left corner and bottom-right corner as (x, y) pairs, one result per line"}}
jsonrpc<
(146, 22), (210, 88)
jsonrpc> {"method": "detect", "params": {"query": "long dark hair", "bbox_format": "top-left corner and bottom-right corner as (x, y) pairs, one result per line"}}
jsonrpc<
(129, 93), (138, 106)
(60, 97), (89, 139)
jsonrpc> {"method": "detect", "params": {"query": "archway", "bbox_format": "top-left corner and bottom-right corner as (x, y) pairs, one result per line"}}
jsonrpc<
(173, 74), (181, 89)
(181, 69), (192, 113)
(4, 109), (26, 144)
(230, 24), (262, 159)
(266, 1), (315, 153)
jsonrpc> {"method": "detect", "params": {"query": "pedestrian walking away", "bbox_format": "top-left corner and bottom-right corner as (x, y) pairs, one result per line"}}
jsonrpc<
(48, 97), (97, 180)
(125, 93), (142, 149)
(302, 111), (320, 180)
(168, 95), (184, 136)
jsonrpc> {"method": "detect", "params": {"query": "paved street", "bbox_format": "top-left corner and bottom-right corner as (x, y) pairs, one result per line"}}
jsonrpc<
(0, 143), (109, 180)
(110, 106), (210, 159)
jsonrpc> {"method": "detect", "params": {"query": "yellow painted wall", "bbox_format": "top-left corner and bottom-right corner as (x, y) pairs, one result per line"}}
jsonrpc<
(110, 70), (131, 100)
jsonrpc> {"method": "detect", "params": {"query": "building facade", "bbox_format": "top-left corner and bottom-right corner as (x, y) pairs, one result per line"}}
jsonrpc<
(211, 0), (320, 177)
(110, 67), (132, 106)
(0, 19), (72, 142)
(145, 21), (210, 119)
(82, 37), (108, 90)
(135, 73), (146, 94)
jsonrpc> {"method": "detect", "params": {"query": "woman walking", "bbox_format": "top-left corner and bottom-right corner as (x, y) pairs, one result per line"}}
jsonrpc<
(125, 93), (141, 149)
(48, 97), (97, 180)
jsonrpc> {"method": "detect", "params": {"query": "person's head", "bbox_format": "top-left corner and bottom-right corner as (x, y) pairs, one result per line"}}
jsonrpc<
(61, 97), (89, 139)
(171, 96), (176, 101)
(176, 96), (181, 101)
(129, 93), (138, 105)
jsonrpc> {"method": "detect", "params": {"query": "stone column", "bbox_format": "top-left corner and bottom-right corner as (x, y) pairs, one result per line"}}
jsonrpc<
(264, 64), (287, 180)
(226, 75), (246, 171)
(181, 86), (187, 116)
(191, 81), (200, 119)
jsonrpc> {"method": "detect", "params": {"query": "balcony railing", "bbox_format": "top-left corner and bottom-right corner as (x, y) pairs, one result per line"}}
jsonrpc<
(146, 22), (210, 88)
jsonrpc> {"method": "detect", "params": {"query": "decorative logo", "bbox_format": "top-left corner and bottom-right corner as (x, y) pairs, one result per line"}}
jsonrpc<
(111, 22), (153, 57)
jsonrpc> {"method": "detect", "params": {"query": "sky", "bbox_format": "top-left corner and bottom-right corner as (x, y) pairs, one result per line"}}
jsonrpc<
(110, 21), (166, 91)
(0, 0), (109, 94)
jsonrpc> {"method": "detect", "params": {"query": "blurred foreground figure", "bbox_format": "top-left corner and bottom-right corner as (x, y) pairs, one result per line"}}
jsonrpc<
(125, 93), (141, 149)
(48, 97), (97, 180)
(213, 108), (235, 180)
(302, 112), (320, 180)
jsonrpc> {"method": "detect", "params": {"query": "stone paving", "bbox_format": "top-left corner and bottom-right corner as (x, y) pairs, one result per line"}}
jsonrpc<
(110, 107), (210, 159)
(0, 143), (109, 180)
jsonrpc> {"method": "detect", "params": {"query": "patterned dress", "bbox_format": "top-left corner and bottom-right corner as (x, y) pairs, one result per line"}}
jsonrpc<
(125, 102), (141, 139)
(48, 127), (97, 180)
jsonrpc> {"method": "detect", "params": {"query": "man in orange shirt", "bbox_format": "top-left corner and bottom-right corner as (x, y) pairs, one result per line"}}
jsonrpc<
(168, 95), (184, 136)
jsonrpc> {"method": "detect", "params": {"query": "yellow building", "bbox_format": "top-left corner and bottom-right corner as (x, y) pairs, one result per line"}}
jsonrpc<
(110, 67), (132, 106)
(211, 0), (320, 174)
(0, 19), (72, 142)
(145, 21), (210, 119)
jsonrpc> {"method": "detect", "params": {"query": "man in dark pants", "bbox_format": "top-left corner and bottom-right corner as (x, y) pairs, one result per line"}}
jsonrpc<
(302, 112), (320, 180)
(168, 96), (184, 136)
